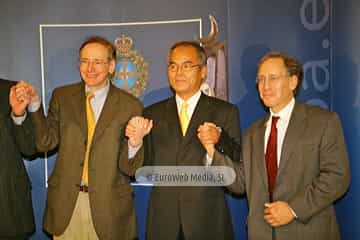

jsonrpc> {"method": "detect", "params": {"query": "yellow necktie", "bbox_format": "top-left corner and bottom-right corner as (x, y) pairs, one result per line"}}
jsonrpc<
(82, 92), (95, 186)
(180, 101), (189, 136)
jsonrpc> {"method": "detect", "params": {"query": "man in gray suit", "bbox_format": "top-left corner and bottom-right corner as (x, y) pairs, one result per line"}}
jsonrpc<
(223, 52), (350, 239)
(14, 36), (151, 239)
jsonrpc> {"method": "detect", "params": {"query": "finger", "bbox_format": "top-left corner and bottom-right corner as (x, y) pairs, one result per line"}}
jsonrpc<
(264, 214), (274, 224)
(197, 133), (204, 142)
(18, 80), (27, 85)
(198, 132), (215, 141)
(128, 117), (137, 124)
(9, 86), (16, 98)
(264, 203), (272, 208)
(197, 132), (208, 142)
(198, 127), (211, 135)
(203, 122), (217, 127)
(264, 207), (272, 215)
(126, 123), (136, 131)
(146, 120), (153, 133)
(197, 124), (205, 132)
(136, 116), (142, 126)
(125, 129), (133, 138)
(126, 125), (137, 134)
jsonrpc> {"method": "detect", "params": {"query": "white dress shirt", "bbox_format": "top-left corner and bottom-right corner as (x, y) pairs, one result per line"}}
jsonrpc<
(264, 98), (295, 166)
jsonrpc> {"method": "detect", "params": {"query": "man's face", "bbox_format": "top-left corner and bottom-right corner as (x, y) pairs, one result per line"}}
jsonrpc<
(79, 43), (115, 90)
(257, 58), (298, 113)
(168, 45), (206, 100)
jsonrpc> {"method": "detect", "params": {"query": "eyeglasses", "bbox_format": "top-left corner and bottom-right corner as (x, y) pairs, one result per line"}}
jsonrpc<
(168, 62), (201, 73)
(256, 74), (289, 85)
(79, 58), (109, 68)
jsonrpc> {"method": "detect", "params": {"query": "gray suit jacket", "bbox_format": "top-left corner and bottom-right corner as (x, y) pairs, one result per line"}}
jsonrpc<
(218, 101), (350, 240)
(31, 82), (143, 240)
(0, 79), (36, 238)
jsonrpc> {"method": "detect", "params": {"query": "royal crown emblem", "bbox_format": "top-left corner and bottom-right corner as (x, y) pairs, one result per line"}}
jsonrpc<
(112, 35), (148, 97)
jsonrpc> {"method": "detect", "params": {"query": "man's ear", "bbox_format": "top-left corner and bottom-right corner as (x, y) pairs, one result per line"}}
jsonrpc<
(201, 65), (207, 81)
(108, 59), (116, 74)
(289, 75), (298, 91)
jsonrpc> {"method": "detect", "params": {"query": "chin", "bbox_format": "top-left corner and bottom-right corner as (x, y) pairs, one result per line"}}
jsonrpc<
(262, 100), (274, 108)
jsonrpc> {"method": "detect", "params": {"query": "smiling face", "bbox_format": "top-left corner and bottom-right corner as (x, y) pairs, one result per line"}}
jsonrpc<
(257, 57), (298, 113)
(167, 45), (207, 100)
(79, 43), (115, 91)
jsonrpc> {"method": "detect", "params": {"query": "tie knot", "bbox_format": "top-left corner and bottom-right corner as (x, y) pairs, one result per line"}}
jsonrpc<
(181, 101), (189, 111)
(272, 116), (280, 126)
(86, 91), (94, 101)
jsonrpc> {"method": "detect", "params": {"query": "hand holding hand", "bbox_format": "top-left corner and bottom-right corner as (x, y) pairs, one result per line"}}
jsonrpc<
(9, 81), (33, 116)
(125, 116), (153, 147)
(197, 122), (221, 158)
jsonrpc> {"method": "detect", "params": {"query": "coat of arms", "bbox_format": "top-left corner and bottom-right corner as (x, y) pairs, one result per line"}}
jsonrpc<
(112, 35), (148, 97)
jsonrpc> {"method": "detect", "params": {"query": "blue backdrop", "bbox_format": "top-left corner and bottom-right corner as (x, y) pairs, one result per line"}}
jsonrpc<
(0, 0), (358, 239)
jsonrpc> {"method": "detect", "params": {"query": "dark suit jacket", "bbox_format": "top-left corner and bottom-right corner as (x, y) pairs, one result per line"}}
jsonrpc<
(30, 82), (144, 240)
(143, 93), (241, 240)
(223, 101), (350, 240)
(0, 79), (36, 238)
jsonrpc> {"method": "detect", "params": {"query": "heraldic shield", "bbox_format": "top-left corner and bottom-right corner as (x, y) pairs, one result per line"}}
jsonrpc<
(112, 34), (148, 97)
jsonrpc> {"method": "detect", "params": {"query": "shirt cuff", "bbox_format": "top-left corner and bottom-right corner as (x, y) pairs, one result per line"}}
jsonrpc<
(289, 206), (298, 218)
(28, 100), (41, 112)
(205, 153), (213, 166)
(128, 142), (142, 159)
(11, 112), (27, 125)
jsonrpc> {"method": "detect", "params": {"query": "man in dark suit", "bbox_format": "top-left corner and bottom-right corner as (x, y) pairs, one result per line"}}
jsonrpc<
(0, 79), (36, 239)
(138, 41), (241, 240)
(223, 52), (350, 239)
(15, 36), (150, 239)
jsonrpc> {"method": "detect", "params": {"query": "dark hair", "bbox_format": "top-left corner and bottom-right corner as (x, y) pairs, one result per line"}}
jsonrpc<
(168, 41), (207, 67)
(258, 51), (303, 95)
(79, 36), (116, 60)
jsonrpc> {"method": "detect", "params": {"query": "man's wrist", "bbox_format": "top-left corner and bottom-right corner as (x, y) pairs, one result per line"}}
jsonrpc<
(11, 111), (27, 125)
(28, 100), (41, 112)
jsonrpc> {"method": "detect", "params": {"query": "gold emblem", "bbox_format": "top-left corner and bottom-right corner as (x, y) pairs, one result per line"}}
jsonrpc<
(112, 35), (148, 97)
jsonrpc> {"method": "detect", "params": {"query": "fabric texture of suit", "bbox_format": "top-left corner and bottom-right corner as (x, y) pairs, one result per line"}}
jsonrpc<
(223, 101), (350, 240)
(144, 93), (241, 240)
(30, 82), (144, 240)
(0, 79), (36, 238)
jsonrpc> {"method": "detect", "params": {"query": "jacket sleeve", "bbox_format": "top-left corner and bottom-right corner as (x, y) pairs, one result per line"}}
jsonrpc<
(211, 104), (245, 194)
(30, 90), (60, 152)
(118, 100), (144, 176)
(11, 113), (37, 158)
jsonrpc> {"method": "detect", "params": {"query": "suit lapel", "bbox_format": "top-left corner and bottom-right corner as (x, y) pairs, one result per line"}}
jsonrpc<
(164, 97), (182, 164)
(70, 83), (87, 140)
(182, 94), (210, 148)
(253, 117), (269, 192)
(92, 84), (120, 144)
(278, 102), (306, 175)
(165, 97), (183, 140)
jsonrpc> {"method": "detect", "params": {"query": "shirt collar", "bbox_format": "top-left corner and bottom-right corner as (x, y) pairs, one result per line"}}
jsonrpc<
(266, 98), (295, 126)
(85, 80), (110, 100)
(175, 90), (202, 110)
